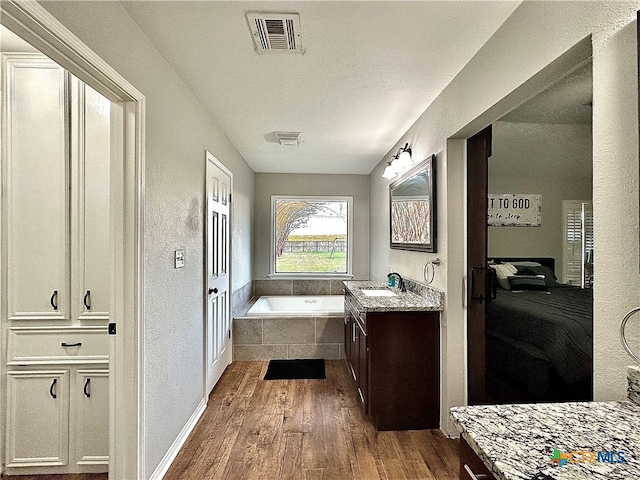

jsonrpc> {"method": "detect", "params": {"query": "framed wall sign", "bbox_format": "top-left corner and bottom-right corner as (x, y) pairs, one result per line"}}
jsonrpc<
(488, 194), (542, 226)
(390, 155), (436, 252)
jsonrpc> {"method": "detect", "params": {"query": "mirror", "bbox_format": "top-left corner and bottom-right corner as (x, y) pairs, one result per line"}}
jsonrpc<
(389, 155), (436, 252)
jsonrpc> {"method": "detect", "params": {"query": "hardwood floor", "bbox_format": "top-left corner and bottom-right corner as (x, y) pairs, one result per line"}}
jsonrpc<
(164, 360), (459, 480)
(0, 475), (106, 480)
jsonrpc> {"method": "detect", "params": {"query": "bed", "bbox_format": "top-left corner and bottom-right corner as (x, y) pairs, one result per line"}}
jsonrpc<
(486, 257), (593, 402)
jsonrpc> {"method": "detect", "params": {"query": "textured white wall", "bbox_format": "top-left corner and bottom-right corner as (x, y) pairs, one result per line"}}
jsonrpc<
(489, 121), (593, 276)
(41, 2), (255, 476)
(369, 1), (640, 434)
(253, 173), (369, 280)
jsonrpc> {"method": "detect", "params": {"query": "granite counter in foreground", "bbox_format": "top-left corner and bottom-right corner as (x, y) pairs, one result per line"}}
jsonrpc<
(450, 400), (640, 480)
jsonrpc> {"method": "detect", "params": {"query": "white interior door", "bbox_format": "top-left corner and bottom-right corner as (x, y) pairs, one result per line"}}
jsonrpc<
(205, 152), (232, 396)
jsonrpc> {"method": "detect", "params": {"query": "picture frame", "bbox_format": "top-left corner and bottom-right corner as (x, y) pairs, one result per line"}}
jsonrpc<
(389, 154), (436, 252)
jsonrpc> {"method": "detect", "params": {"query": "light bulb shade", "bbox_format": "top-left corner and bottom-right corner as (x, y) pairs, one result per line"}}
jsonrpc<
(390, 156), (401, 172)
(398, 149), (412, 168)
(382, 164), (397, 179)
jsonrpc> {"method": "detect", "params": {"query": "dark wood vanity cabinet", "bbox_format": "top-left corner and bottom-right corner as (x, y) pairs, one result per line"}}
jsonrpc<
(459, 437), (497, 480)
(344, 289), (440, 431)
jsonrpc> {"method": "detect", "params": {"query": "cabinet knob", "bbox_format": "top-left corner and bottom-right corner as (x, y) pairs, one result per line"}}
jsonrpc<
(84, 378), (91, 398)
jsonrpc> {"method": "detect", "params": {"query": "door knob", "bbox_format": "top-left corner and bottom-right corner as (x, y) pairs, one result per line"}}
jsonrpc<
(208, 288), (218, 294)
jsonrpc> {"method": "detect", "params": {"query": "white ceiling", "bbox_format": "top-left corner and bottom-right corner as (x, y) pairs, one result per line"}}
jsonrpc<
(121, 1), (522, 174)
(500, 61), (592, 125)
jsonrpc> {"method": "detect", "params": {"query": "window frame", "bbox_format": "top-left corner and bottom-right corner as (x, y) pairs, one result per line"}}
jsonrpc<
(269, 195), (354, 279)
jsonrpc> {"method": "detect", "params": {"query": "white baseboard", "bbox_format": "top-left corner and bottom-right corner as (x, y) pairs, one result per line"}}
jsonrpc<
(148, 397), (207, 480)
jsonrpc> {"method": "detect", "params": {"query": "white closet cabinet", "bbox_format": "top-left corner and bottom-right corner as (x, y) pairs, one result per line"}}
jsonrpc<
(71, 77), (111, 322)
(5, 370), (70, 468)
(2, 54), (110, 324)
(6, 368), (109, 472)
(74, 369), (109, 467)
(3, 54), (70, 322)
(2, 53), (110, 475)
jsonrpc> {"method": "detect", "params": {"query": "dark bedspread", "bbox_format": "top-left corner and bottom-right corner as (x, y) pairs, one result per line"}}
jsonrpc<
(486, 285), (593, 384)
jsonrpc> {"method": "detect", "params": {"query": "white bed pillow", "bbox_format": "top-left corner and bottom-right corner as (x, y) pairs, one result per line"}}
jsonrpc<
(490, 263), (517, 290)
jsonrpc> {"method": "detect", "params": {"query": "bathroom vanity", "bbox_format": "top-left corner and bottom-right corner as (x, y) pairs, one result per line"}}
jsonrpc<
(450, 366), (640, 480)
(343, 280), (443, 431)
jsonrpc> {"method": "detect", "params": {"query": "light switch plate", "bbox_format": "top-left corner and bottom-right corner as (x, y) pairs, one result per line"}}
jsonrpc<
(174, 249), (185, 268)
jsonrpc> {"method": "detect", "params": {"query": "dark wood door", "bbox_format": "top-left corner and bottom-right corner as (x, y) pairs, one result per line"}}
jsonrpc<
(467, 125), (492, 405)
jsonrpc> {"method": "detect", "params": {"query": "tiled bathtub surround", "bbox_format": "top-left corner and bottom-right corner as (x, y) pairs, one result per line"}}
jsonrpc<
(231, 281), (253, 318)
(253, 279), (348, 297)
(629, 365), (640, 406)
(233, 303), (344, 360)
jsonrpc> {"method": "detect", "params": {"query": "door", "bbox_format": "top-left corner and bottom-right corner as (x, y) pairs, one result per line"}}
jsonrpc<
(466, 125), (492, 405)
(355, 318), (368, 411)
(74, 369), (109, 467)
(71, 77), (111, 323)
(205, 152), (232, 395)
(3, 54), (69, 322)
(6, 370), (70, 467)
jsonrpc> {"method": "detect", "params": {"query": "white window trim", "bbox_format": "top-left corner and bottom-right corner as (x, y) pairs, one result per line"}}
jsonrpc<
(269, 195), (354, 279)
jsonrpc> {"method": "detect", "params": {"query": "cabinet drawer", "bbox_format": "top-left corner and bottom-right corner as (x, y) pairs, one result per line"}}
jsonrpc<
(8, 327), (109, 365)
(460, 437), (497, 480)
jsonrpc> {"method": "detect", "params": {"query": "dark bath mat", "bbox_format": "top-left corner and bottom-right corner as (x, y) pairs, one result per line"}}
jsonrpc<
(264, 359), (326, 380)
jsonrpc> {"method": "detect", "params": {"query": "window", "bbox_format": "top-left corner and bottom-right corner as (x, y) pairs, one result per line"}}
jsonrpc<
(563, 200), (593, 287)
(270, 196), (353, 276)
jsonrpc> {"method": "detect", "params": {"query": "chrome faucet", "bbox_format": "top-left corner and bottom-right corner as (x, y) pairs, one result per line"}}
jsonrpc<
(387, 272), (406, 292)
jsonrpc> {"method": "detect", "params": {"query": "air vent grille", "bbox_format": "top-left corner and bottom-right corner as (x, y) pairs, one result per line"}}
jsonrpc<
(247, 13), (301, 53)
(275, 132), (302, 146)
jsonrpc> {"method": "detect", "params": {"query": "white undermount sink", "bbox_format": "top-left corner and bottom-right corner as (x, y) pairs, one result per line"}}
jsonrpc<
(361, 289), (397, 297)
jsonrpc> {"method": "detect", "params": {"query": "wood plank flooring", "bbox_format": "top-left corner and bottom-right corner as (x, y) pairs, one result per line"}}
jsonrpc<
(164, 360), (460, 480)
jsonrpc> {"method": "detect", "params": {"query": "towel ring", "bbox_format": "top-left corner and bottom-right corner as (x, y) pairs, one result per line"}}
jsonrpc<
(620, 306), (640, 365)
(423, 258), (441, 285)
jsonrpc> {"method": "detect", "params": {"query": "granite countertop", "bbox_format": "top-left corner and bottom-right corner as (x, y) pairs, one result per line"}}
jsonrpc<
(343, 280), (443, 312)
(450, 400), (640, 480)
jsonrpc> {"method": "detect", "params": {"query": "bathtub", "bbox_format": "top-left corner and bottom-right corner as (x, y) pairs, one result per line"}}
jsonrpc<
(246, 295), (344, 316)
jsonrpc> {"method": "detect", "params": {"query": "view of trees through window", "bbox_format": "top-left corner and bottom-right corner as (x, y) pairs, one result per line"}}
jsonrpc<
(274, 198), (348, 273)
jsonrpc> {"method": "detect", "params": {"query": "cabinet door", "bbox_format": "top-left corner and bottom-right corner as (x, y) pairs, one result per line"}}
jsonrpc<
(72, 369), (109, 467)
(3, 54), (69, 322)
(6, 370), (70, 467)
(344, 307), (352, 366)
(71, 78), (110, 322)
(355, 320), (368, 411)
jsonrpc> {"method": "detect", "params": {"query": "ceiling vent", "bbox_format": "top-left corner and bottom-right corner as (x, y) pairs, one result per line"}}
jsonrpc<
(247, 13), (302, 53)
(275, 132), (302, 146)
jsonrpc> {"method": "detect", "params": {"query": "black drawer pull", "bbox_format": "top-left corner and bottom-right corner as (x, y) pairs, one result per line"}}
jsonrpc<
(50, 290), (58, 310)
(83, 290), (91, 310)
(84, 378), (91, 398)
(61, 342), (82, 347)
(50, 378), (57, 399)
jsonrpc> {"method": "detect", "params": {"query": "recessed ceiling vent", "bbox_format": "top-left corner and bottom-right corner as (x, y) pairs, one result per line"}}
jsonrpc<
(247, 13), (302, 53)
(275, 131), (302, 146)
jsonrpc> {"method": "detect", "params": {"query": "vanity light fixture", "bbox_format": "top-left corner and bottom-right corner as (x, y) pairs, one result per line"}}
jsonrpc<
(382, 160), (397, 179)
(381, 143), (413, 178)
(397, 143), (413, 169)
